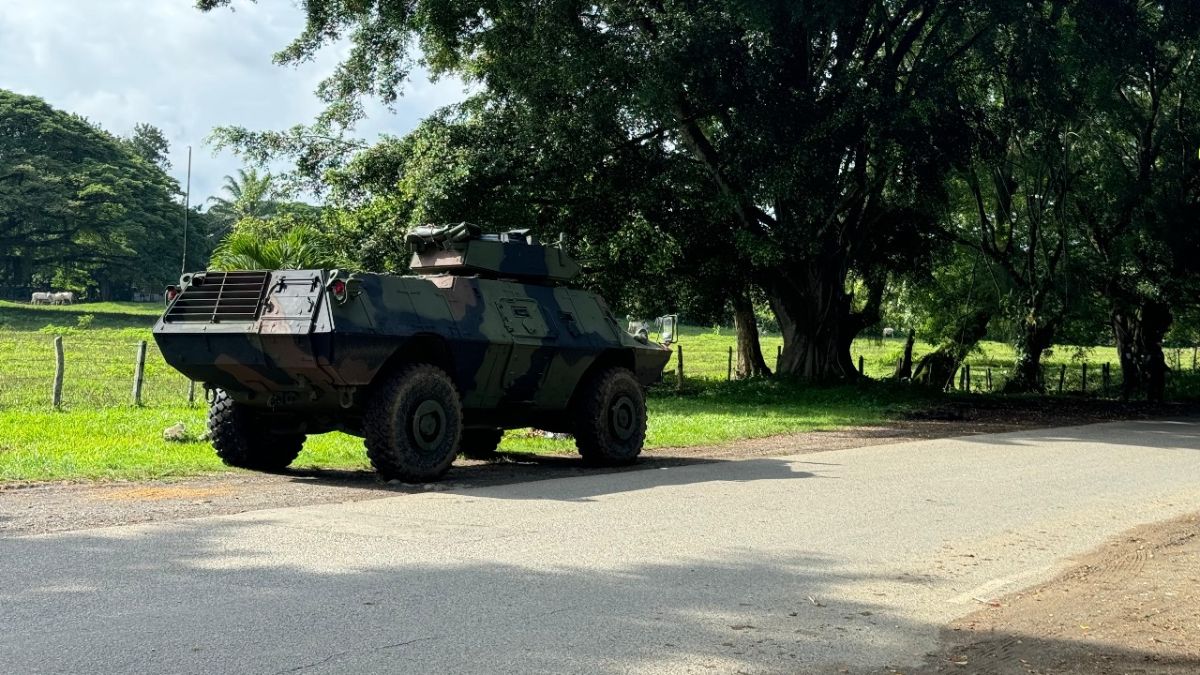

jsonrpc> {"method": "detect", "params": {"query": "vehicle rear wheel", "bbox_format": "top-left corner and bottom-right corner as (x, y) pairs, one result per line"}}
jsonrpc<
(572, 367), (646, 466)
(459, 428), (504, 460)
(208, 389), (304, 471)
(364, 364), (463, 482)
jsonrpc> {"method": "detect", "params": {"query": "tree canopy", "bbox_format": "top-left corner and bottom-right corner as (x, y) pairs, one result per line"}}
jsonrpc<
(0, 90), (210, 300)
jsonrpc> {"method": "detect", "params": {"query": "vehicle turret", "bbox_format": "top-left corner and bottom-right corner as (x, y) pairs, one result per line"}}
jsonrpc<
(407, 222), (581, 285)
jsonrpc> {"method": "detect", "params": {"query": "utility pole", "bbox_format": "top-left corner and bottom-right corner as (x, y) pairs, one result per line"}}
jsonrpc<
(181, 145), (192, 274)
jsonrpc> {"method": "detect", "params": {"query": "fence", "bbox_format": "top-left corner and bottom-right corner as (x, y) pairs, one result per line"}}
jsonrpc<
(0, 334), (196, 409)
(4, 331), (1196, 408)
(652, 339), (1200, 396)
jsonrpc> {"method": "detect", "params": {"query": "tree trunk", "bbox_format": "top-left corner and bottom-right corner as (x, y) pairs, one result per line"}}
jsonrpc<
(1112, 300), (1172, 403)
(912, 311), (991, 390)
(1003, 321), (1055, 394)
(894, 330), (916, 380)
(98, 278), (114, 302)
(763, 259), (865, 381)
(732, 290), (771, 379)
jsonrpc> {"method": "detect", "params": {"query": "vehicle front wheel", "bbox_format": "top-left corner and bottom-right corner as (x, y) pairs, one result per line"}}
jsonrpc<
(572, 367), (647, 466)
(208, 390), (304, 471)
(459, 428), (504, 460)
(364, 364), (463, 482)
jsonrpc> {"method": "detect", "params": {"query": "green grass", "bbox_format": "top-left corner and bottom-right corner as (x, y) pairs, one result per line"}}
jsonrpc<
(0, 299), (162, 331)
(0, 407), (372, 482)
(0, 381), (921, 483)
(0, 300), (1179, 483)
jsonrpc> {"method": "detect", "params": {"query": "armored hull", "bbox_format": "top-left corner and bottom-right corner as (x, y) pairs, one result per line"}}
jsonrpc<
(154, 268), (668, 431)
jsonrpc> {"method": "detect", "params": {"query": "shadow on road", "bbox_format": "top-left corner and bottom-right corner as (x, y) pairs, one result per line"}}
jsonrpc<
(1, 517), (1192, 674)
(281, 454), (825, 502)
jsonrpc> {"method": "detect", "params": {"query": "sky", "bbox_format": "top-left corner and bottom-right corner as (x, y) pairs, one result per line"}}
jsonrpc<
(0, 0), (467, 203)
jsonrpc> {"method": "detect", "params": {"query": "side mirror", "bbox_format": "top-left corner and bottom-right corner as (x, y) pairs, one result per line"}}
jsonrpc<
(658, 314), (678, 346)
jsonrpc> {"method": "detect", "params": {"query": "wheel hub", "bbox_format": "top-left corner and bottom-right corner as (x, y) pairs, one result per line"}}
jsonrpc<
(411, 399), (447, 451)
(609, 395), (637, 441)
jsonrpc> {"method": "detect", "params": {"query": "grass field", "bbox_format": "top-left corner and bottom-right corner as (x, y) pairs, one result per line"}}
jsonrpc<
(3, 300), (1196, 482)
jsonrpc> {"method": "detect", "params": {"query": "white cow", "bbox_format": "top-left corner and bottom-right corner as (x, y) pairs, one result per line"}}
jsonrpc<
(52, 291), (76, 305)
(883, 327), (896, 338)
(30, 292), (53, 305)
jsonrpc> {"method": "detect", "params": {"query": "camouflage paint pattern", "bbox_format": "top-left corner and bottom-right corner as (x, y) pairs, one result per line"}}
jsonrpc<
(152, 230), (670, 435)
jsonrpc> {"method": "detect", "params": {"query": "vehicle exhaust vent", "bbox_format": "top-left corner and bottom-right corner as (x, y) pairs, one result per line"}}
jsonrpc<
(163, 271), (271, 323)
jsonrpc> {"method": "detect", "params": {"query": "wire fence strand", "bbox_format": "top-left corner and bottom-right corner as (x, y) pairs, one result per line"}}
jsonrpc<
(4, 333), (1194, 410)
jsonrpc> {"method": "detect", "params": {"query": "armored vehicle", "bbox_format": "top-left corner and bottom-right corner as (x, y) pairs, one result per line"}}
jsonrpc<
(153, 223), (671, 482)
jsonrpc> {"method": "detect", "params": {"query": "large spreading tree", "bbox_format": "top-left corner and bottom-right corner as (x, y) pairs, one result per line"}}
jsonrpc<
(198, 0), (1006, 379)
(0, 90), (208, 299)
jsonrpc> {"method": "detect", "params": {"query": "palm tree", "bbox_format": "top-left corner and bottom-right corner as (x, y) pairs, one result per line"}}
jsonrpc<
(206, 168), (277, 232)
(208, 226), (339, 271)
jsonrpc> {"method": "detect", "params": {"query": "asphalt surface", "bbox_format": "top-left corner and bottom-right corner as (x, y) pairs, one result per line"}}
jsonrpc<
(2, 419), (1199, 674)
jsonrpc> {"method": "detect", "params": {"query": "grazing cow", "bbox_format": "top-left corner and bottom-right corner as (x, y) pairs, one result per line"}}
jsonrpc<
(883, 327), (896, 338)
(53, 291), (76, 305)
(30, 292), (53, 305)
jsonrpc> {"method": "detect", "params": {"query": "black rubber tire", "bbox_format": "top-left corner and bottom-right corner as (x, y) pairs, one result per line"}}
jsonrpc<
(572, 367), (647, 466)
(208, 389), (304, 471)
(364, 363), (463, 482)
(459, 428), (504, 460)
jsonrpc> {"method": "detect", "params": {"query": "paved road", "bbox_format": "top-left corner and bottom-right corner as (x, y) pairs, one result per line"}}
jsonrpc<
(2, 420), (1199, 674)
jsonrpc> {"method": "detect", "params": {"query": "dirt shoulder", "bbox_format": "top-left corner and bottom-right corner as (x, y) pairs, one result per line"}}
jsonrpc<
(0, 397), (1192, 537)
(922, 512), (1200, 674)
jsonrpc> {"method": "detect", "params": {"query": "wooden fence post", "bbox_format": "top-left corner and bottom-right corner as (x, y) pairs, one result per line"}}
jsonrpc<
(858, 355), (865, 376)
(776, 344), (782, 372)
(986, 367), (992, 392)
(675, 344), (684, 393)
(1081, 362), (1088, 394)
(1193, 346), (1197, 371)
(132, 340), (147, 406)
(727, 346), (733, 382)
(1057, 364), (1066, 394)
(1103, 363), (1110, 396)
(958, 366), (966, 391)
(188, 380), (197, 407)
(52, 336), (64, 409)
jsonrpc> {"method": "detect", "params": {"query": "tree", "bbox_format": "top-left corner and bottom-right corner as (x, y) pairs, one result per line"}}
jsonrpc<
(124, 123), (172, 170)
(1066, 1), (1200, 401)
(907, 246), (1003, 389)
(0, 90), (198, 299)
(208, 223), (341, 271)
(941, 1), (1088, 392)
(205, 168), (280, 233)
(198, 0), (1001, 380)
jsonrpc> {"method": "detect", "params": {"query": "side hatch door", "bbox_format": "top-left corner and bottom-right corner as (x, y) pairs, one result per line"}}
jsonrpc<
(496, 296), (557, 403)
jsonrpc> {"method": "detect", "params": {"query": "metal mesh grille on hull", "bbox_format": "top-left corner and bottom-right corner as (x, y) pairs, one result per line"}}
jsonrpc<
(163, 271), (271, 323)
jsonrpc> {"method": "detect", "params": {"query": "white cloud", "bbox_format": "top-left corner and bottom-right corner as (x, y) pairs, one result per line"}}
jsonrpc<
(0, 0), (466, 202)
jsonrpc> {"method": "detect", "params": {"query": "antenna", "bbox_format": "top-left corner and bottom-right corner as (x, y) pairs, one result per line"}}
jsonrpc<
(181, 145), (192, 274)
